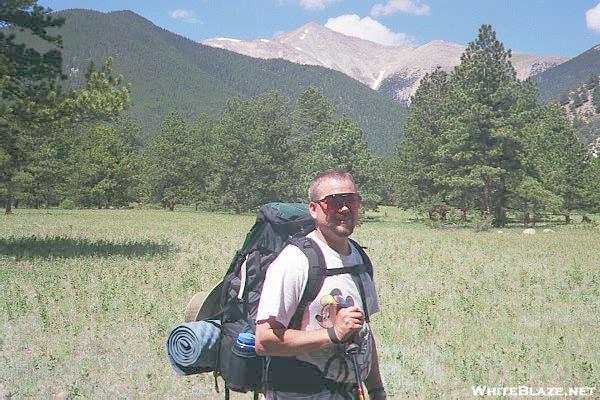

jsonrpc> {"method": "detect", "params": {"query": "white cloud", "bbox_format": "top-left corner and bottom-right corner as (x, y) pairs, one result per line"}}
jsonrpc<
(325, 14), (413, 46)
(586, 2), (600, 32)
(276, 0), (338, 11)
(299, 0), (338, 11)
(371, 0), (430, 17)
(169, 9), (199, 23)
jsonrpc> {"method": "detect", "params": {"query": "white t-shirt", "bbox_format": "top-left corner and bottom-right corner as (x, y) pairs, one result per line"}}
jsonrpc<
(256, 231), (380, 383)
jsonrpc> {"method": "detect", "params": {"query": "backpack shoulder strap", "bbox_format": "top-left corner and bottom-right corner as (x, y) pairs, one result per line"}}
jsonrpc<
(348, 238), (373, 279)
(287, 236), (326, 330)
(287, 237), (373, 329)
(348, 238), (373, 323)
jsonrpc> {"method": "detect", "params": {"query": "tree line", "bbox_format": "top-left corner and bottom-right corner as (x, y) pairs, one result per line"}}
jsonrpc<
(2, 3), (599, 226)
(2, 86), (386, 213)
(394, 25), (599, 226)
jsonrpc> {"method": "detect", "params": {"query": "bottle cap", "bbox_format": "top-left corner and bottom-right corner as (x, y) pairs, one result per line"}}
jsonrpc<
(237, 332), (255, 346)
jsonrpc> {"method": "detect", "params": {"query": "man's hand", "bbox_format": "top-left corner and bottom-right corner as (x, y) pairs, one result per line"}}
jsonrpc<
(332, 306), (364, 342)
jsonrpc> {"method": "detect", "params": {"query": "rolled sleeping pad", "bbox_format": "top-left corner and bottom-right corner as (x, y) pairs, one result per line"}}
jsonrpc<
(166, 320), (221, 375)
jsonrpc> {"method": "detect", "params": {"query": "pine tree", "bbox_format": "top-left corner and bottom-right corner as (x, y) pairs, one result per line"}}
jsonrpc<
(0, 1), (65, 213)
(586, 74), (598, 90)
(288, 86), (382, 208)
(395, 68), (452, 217)
(69, 118), (141, 208)
(395, 25), (542, 225)
(582, 155), (600, 213)
(571, 93), (582, 110)
(579, 89), (588, 104)
(592, 86), (600, 114)
(306, 115), (381, 208)
(518, 104), (587, 223)
(293, 85), (334, 136)
(12, 129), (70, 208)
(211, 92), (293, 212)
(0, 2), (130, 213)
(558, 92), (570, 106)
(143, 112), (197, 210)
(287, 86), (337, 200)
(440, 24), (530, 225)
(187, 114), (217, 209)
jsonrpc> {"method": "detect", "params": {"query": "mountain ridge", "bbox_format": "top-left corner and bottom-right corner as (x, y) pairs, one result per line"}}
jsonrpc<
(202, 23), (568, 103)
(533, 44), (600, 101)
(35, 9), (408, 155)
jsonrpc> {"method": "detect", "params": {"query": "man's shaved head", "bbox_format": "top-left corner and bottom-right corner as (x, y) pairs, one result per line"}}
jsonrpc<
(308, 169), (357, 202)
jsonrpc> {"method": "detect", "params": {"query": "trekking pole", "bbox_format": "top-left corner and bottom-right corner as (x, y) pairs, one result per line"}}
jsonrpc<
(345, 343), (365, 400)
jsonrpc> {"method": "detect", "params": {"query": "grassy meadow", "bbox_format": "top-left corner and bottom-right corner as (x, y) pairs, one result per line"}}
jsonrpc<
(1, 208), (598, 399)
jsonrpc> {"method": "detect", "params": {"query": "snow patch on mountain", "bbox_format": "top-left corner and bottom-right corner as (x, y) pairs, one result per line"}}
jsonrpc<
(372, 70), (386, 90)
(215, 37), (241, 42)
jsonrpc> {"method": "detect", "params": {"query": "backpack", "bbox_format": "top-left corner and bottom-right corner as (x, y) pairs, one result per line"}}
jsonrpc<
(191, 202), (373, 397)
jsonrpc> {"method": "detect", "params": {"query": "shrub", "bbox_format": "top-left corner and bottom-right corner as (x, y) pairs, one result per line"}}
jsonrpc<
(59, 198), (76, 209)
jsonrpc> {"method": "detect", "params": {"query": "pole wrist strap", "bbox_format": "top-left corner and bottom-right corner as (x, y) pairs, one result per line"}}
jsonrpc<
(327, 327), (341, 344)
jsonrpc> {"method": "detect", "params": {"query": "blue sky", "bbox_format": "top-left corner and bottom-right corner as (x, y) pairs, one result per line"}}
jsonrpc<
(39, 0), (600, 57)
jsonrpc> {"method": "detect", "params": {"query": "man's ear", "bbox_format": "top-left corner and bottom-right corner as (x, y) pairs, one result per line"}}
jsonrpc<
(309, 201), (318, 218)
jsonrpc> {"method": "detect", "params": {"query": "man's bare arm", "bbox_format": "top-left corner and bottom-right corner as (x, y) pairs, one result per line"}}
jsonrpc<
(255, 306), (364, 357)
(255, 317), (331, 356)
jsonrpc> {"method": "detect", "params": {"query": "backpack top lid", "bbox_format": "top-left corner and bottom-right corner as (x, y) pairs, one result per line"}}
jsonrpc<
(239, 202), (315, 255)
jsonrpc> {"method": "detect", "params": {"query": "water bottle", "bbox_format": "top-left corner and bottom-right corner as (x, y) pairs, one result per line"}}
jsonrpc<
(227, 332), (263, 392)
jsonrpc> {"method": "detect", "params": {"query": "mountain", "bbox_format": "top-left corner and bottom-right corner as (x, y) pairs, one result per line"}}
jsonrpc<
(533, 44), (600, 101)
(532, 45), (600, 153)
(554, 77), (600, 153)
(202, 23), (567, 103)
(30, 9), (408, 155)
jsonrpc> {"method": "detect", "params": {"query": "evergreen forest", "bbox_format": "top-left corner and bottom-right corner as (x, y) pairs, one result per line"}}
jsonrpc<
(40, 8), (408, 156)
(2, 3), (599, 227)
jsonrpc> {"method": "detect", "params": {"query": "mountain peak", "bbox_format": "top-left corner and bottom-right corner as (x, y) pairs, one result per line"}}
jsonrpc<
(50, 6), (407, 155)
(277, 21), (335, 42)
(424, 39), (459, 47)
(299, 21), (322, 30)
(57, 9), (161, 32)
(107, 10), (139, 17)
(202, 22), (569, 102)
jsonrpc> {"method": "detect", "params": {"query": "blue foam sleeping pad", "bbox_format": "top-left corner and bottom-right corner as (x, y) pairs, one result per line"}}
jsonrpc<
(166, 320), (221, 375)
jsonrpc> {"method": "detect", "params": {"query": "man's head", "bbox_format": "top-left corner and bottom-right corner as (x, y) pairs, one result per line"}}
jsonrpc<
(308, 169), (362, 240)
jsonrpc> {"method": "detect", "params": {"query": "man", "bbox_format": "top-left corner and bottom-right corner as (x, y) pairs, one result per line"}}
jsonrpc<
(255, 169), (387, 400)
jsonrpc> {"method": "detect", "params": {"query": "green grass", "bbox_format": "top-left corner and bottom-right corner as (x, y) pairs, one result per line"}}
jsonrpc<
(1, 208), (598, 398)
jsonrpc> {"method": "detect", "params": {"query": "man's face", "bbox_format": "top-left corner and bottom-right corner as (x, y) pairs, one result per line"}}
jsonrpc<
(309, 177), (362, 239)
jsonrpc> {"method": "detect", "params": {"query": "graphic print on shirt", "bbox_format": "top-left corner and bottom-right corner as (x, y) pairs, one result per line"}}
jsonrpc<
(315, 288), (371, 383)
(315, 288), (354, 328)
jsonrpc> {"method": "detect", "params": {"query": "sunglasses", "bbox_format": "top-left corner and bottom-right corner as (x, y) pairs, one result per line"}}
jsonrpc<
(315, 192), (362, 213)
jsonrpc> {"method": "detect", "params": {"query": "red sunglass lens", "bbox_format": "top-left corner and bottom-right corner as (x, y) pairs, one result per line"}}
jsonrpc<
(322, 193), (361, 210)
